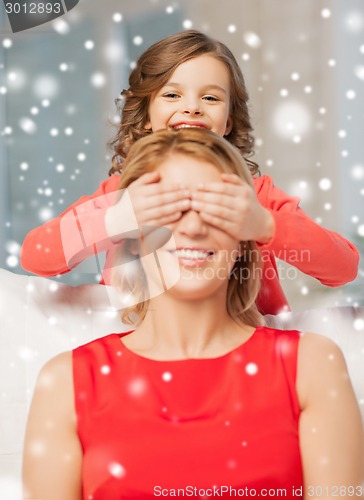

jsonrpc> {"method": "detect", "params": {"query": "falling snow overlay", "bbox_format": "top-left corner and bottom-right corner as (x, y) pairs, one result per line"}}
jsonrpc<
(0, 0), (361, 308)
(0, 1), (364, 496)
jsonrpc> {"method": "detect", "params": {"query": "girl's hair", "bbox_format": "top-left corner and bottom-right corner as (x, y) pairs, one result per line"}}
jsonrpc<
(109, 30), (259, 177)
(112, 128), (263, 327)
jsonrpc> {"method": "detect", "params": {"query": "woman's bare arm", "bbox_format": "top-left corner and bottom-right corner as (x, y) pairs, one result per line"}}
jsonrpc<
(22, 352), (83, 500)
(297, 333), (364, 499)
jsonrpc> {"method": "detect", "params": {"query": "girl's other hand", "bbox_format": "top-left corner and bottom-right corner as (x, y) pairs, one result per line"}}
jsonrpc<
(191, 173), (274, 244)
(106, 171), (191, 240)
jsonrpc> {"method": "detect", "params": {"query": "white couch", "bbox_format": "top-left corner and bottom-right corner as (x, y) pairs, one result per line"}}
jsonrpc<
(0, 268), (363, 499)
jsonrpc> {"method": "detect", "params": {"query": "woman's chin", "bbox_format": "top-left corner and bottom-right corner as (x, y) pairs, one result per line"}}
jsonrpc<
(163, 274), (228, 302)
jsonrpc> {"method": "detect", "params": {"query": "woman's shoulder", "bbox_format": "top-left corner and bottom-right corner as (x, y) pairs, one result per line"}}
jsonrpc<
(298, 331), (346, 372)
(29, 352), (75, 426)
(296, 332), (348, 407)
(73, 332), (126, 355)
(260, 326), (344, 355)
(257, 324), (301, 343)
(37, 334), (123, 378)
(35, 351), (74, 397)
(257, 326), (346, 375)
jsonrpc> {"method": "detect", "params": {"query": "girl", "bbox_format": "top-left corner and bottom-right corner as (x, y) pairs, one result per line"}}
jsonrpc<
(20, 30), (359, 315)
(22, 129), (363, 499)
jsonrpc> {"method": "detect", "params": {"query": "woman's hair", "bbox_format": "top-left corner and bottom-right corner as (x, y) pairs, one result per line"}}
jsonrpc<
(109, 30), (259, 177)
(112, 128), (263, 327)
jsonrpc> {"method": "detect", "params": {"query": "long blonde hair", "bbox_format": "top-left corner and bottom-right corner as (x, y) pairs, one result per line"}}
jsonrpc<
(109, 30), (259, 177)
(113, 128), (263, 327)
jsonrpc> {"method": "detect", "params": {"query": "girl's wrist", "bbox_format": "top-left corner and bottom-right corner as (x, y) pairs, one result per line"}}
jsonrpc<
(256, 208), (275, 244)
(105, 204), (123, 242)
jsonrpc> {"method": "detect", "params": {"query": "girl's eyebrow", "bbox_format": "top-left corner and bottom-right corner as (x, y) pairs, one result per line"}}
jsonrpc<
(162, 82), (228, 95)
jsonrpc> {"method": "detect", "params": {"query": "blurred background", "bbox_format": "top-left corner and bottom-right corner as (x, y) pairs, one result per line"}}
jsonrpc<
(0, 0), (363, 310)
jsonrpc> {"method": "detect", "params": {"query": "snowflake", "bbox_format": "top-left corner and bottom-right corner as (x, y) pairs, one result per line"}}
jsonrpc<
(245, 362), (258, 376)
(162, 371), (172, 382)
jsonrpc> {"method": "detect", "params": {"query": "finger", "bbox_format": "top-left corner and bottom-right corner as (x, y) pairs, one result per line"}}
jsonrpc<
(191, 199), (235, 220)
(148, 210), (184, 227)
(128, 184), (190, 214)
(142, 211), (183, 231)
(137, 183), (190, 199)
(130, 171), (161, 186)
(135, 191), (191, 215)
(198, 210), (235, 234)
(139, 200), (191, 225)
(194, 181), (240, 196)
(130, 172), (188, 193)
(191, 190), (234, 206)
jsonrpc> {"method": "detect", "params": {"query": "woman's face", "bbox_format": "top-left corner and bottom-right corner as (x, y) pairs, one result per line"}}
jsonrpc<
(138, 153), (241, 301)
(146, 55), (233, 137)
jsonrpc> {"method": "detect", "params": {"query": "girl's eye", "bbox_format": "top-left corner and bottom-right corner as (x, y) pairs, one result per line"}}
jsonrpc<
(203, 95), (220, 102)
(163, 92), (180, 99)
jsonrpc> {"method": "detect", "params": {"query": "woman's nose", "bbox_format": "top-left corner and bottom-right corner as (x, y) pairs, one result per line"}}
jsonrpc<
(176, 209), (207, 237)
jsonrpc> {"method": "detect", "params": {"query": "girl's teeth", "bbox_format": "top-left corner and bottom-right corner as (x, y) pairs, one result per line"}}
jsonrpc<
(173, 124), (204, 129)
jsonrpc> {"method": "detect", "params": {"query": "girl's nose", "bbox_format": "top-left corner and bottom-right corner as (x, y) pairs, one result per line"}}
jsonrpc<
(183, 107), (202, 116)
(176, 209), (207, 237)
(182, 97), (202, 116)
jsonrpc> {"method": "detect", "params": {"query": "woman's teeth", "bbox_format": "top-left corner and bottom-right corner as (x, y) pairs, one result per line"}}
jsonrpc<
(175, 249), (211, 259)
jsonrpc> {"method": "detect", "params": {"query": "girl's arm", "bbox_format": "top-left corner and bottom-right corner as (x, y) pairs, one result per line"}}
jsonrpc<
(20, 175), (121, 277)
(22, 352), (83, 500)
(297, 333), (364, 498)
(20, 173), (190, 279)
(255, 175), (359, 286)
(191, 174), (358, 287)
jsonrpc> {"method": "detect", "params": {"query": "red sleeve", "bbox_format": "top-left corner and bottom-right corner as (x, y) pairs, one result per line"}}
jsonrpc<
(20, 175), (121, 277)
(254, 175), (359, 286)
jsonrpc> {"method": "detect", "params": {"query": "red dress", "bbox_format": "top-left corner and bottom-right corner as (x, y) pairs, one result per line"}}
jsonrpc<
(73, 326), (303, 499)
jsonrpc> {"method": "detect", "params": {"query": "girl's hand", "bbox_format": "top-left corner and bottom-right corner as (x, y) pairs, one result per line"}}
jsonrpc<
(190, 173), (274, 244)
(106, 171), (191, 240)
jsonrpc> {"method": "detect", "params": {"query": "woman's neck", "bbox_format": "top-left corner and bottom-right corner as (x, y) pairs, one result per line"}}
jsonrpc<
(122, 292), (255, 360)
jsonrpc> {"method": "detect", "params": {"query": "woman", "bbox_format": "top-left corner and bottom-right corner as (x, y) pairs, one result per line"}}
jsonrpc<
(23, 129), (363, 499)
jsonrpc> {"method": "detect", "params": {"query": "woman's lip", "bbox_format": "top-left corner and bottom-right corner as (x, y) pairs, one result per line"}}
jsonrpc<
(177, 258), (209, 268)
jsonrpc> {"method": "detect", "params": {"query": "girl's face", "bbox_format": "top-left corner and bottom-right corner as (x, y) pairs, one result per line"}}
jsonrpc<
(146, 55), (233, 137)
(139, 153), (240, 301)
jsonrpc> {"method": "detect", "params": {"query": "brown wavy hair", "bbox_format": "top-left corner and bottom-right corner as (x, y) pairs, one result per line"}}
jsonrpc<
(109, 30), (260, 177)
(112, 128), (263, 327)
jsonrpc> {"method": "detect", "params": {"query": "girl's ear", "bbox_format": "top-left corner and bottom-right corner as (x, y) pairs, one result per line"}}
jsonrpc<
(224, 115), (233, 136)
(144, 120), (152, 130)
